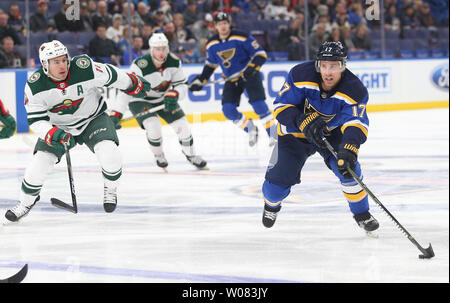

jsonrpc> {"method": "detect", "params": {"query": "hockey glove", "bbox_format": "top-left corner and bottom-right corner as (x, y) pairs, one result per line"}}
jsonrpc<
(188, 76), (205, 91)
(163, 90), (179, 112)
(45, 127), (75, 151)
(0, 113), (17, 139)
(336, 143), (359, 179)
(297, 111), (327, 149)
(123, 73), (151, 99)
(109, 111), (123, 129)
(242, 65), (257, 81)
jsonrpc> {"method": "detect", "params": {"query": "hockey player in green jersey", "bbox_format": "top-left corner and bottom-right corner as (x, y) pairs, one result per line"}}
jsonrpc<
(109, 33), (207, 170)
(0, 99), (17, 139)
(4, 40), (152, 223)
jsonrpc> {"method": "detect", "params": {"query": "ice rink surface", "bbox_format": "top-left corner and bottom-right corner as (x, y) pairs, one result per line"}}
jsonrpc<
(0, 108), (448, 283)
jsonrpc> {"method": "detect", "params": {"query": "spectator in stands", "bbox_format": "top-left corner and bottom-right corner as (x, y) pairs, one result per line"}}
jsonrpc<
(251, 0), (269, 19)
(173, 13), (196, 44)
(400, 3), (419, 30)
(80, 2), (94, 32)
(191, 13), (214, 42)
(0, 36), (25, 68)
(277, 16), (305, 60)
(122, 2), (144, 28)
(140, 23), (153, 50)
(158, 1), (174, 23)
(87, 0), (97, 16)
(183, 0), (200, 27)
(417, 2), (435, 28)
(108, 0), (125, 15)
(352, 23), (371, 51)
(92, 0), (113, 31)
(308, 22), (327, 56)
(53, 2), (86, 32)
(29, 0), (56, 33)
(88, 24), (121, 65)
(0, 11), (21, 45)
(264, 0), (290, 20)
(384, 4), (401, 32)
(136, 1), (153, 25)
(117, 24), (140, 53)
(107, 14), (124, 44)
(426, 0), (449, 27)
(347, 2), (365, 28)
(203, 0), (234, 14)
(7, 4), (25, 34)
(233, 0), (252, 14)
(121, 35), (144, 65)
(163, 21), (178, 50)
(340, 25), (356, 52)
(332, 10), (351, 29)
(327, 26), (341, 43)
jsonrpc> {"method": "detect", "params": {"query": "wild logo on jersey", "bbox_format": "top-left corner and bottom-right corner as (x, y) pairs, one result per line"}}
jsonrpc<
(50, 98), (84, 115)
(217, 48), (236, 68)
(153, 80), (171, 92)
(304, 98), (335, 122)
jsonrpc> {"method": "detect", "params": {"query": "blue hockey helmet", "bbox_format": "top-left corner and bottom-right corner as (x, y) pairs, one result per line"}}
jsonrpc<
(315, 41), (347, 72)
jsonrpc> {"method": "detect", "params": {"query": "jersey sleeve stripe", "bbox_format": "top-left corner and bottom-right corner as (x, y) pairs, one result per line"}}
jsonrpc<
(105, 64), (118, 87)
(206, 40), (219, 49)
(229, 35), (247, 41)
(273, 104), (296, 118)
(293, 81), (320, 90)
(341, 121), (369, 137)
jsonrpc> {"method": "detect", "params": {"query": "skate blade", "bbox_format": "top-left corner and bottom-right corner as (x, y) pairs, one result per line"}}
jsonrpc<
(197, 166), (209, 171)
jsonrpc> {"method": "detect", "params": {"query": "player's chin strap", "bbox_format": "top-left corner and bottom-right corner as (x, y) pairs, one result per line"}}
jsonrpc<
(321, 136), (435, 259)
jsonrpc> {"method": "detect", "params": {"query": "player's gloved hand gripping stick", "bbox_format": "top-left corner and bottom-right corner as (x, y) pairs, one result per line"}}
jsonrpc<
(322, 137), (435, 259)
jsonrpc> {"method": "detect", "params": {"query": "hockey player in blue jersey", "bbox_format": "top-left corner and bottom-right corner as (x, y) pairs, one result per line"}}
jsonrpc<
(188, 12), (277, 146)
(261, 41), (379, 233)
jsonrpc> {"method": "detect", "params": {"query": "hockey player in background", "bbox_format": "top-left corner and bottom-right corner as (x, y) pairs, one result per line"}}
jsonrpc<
(0, 99), (16, 139)
(4, 40), (152, 223)
(261, 41), (379, 233)
(188, 12), (277, 147)
(109, 33), (207, 170)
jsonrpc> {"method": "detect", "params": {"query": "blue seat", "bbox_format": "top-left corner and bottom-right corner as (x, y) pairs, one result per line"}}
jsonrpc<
(385, 29), (399, 39)
(403, 28), (417, 39)
(383, 49), (396, 58)
(268, 52), (288, 61)
(431, 49), (445, 57)
(399, 39), (415, 50)
(29, 32), (50, 45)
(347, 51), (364, 60)
(364, 50), (380, 59)
(399, 49), (415, 58)
(438, 27), (449, 39)
(78, 31), (96, 47)
(414, 38), (429, 49)
(55, 31), (75, 45)
(369, 29), (381, 40)
(415, 49), (430, 58)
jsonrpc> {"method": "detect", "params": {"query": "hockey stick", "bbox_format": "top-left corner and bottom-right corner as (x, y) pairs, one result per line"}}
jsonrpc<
(187, 75), (240, 89)
(51, 145), (78, 213)
(119, 104), (165, 125)
(322, 137), (435, 259)
(0, 264), (28, 283)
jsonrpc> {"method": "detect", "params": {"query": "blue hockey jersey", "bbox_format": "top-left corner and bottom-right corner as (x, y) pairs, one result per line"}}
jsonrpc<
(203, 30), (268, 79)
(274, 61), (369, 145)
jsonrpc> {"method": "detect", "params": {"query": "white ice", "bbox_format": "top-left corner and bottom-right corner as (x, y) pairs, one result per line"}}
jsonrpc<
(0, 108), (448, 283)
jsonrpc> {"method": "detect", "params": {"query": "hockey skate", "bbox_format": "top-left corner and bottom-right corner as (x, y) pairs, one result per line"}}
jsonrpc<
(262, 205), (281, 228)
(354, 211), (379, 237)
(103, 186), (117, 213)
(249, 126), (259, 147)
(155, 153), (168, 168)
(184, 152), (207, 170)
(4, 196), (40, 223)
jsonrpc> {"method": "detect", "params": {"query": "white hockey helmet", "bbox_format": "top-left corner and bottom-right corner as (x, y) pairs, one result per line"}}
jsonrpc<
(149, 32), (169, 50)
(39, 40), (70, 75)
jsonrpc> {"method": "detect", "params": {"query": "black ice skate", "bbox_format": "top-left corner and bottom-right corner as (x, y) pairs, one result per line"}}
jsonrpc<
(155, 153), (168, 168)
(262, 204), (281, 228)
(354, 211), (379, 232)
(183, 152), (207, 169)
(103, 186), (117, 213)
(5, 196), (40, 223)
(249, 125), (259, 147)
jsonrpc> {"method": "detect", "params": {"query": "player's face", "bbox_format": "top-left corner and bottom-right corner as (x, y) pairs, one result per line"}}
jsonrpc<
(48, 55), (69, 81)
(215, 20), (230, 36)
(319, 61), (343, 90)
(152, 46), (168, 63)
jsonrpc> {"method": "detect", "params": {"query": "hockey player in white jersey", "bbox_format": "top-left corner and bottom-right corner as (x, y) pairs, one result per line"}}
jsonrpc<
(109, 33), (207, 170)
(4, 40), (152, 223)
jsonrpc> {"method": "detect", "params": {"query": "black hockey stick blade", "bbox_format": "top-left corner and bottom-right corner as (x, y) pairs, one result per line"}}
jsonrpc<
(419, 243), (435, 259)
(51, 198), (78, 213)
(0, 264), (28, 283)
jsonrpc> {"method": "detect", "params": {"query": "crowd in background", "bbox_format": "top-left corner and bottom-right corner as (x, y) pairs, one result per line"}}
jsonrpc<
(0, 0), (449, 68)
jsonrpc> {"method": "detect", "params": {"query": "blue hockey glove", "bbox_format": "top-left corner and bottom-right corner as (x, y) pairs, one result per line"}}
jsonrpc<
(297, 111), (327, 149)
(337, 143), (358, 179)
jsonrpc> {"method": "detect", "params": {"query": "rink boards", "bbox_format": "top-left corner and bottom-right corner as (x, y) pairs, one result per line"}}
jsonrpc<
(0, 58), (448, 133)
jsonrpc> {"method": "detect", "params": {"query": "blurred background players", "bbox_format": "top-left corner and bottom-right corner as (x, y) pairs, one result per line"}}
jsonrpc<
(188, 12), (277, 147)
(261, 41), (379, 234)
(0, 98), (16, 139)
(109, 33), (207, 170)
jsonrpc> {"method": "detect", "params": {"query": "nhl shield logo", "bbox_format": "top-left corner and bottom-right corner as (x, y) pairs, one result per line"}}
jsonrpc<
(28, 72), (41, 83)
(76, 57), (91, 69)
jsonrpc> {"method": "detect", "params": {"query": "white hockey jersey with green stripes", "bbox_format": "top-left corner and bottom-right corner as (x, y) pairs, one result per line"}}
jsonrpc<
(111, 53), (187, 113)
(25, 55), (131, 137)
